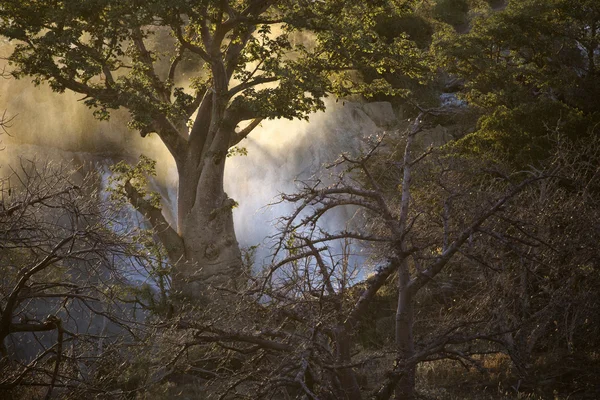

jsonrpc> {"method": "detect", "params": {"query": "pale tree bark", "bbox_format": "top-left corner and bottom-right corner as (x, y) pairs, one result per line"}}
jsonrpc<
(393, 113), (420, 400)
(123, 92), (246, 300)
(118, 3), (276, 299)
(172, 143), (242, 298)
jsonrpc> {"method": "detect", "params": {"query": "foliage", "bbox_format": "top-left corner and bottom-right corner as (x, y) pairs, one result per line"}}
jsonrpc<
(434, 0), (600, 166)
(109, 154), (162, 209)
(433, 0), (470, 27)
(0, 0), (427, 131)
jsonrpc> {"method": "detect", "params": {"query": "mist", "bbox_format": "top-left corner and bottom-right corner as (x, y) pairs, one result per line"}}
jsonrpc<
(0, 37), (397, 270)
(226, 100), (397, 264)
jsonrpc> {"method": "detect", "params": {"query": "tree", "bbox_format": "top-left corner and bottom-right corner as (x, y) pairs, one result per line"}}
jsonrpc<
(433, 0), (600, 166)
(277, 112), (549, 399)
(0, 161), (153, 398)
(141, 110), (551, 400)
(0, 1), (424, 299)
(458, 129), (600, 388)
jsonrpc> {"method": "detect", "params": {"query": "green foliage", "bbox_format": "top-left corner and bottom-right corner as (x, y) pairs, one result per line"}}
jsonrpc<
(433, 0), (470, 27)
(377, 14), (435, 49)
(109, 154), (161, 208)
(226, 146), (248, 158)
(450, 101), (588, 165)
(279, 1), (431, 103)
(0, 0), (430, 134)
(433, 0), (600, 167)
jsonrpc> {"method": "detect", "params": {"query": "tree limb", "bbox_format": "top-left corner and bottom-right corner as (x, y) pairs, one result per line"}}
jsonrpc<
(123, 181), (185, 263)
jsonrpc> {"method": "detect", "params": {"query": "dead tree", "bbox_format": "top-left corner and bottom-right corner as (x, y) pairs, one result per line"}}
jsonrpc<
(269, 111), (549, 399)
(153, 111), (549, 400)
(0, 161), (155, 399)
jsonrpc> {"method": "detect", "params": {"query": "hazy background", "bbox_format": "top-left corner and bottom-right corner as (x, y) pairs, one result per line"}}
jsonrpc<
(0, 38), (398, 269)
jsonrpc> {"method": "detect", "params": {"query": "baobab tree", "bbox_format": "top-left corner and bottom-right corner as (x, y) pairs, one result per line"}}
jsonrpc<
(0, 0), (423, 298)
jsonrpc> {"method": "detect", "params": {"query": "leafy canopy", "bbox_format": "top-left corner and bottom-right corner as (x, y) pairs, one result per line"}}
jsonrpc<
(434, 0), (600, 165)
(0, 0), (427, 144)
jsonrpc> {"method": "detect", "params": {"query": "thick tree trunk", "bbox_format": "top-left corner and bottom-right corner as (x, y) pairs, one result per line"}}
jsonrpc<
(171, 148), (242, 300)
(395, 259), (415, 400)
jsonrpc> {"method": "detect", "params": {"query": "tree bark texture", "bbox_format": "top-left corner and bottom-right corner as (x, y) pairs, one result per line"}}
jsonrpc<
(172, 151), (242, 298)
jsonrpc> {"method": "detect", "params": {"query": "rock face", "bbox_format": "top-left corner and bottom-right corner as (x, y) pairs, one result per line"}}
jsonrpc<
(362, 102), (397, 128)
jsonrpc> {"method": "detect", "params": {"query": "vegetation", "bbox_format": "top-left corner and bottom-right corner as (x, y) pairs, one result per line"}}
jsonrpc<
(0, 162), (158, 398)
(0, 0), (426, 298)
(0, 0), (599, 399)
